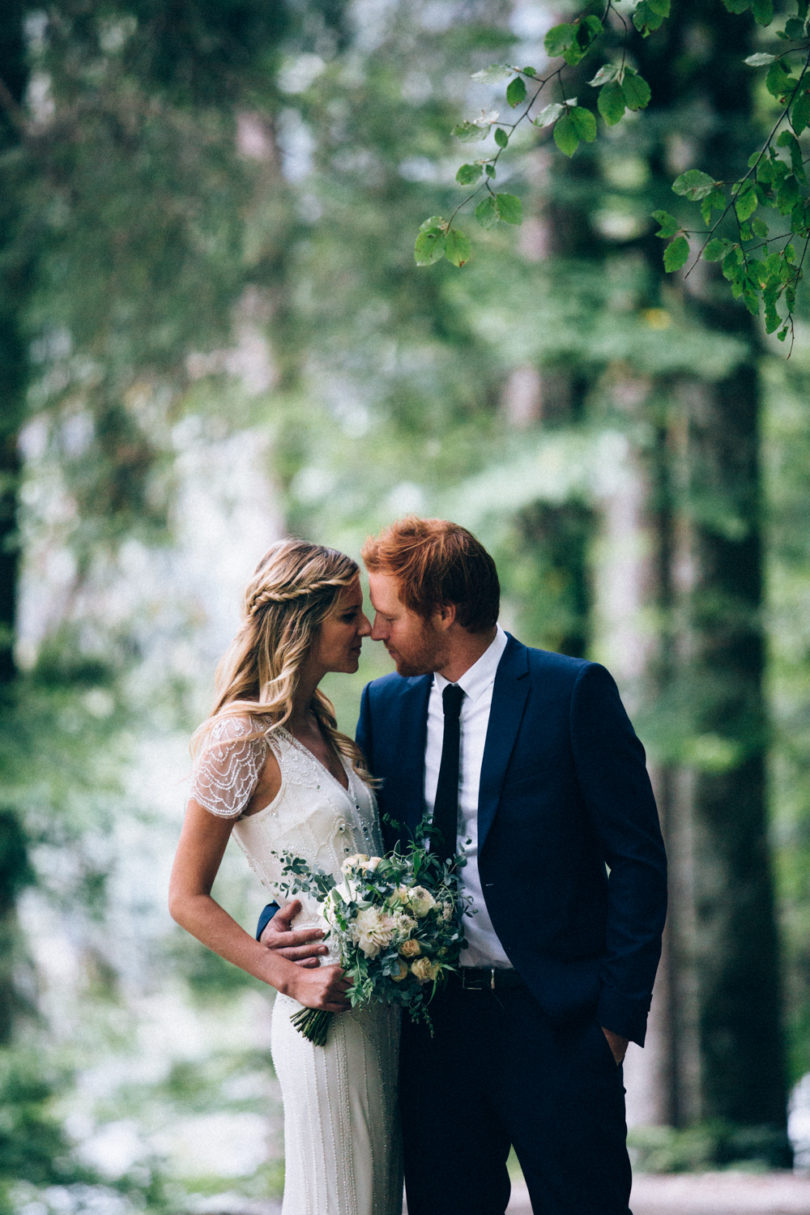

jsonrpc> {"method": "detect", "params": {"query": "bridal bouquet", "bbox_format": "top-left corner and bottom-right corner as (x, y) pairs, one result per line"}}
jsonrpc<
(275, 831), (469, 1046)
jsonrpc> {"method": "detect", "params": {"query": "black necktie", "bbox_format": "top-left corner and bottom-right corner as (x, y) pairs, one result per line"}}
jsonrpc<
(432, 683), (464, 862)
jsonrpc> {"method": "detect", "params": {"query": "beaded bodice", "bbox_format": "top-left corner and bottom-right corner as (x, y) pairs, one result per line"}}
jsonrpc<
(190, 717), (381, 926)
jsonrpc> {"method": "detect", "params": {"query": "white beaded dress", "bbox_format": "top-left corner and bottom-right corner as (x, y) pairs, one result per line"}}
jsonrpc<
(190, 717), (402, 1215)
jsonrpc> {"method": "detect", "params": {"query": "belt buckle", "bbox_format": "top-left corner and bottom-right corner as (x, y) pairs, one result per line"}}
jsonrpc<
(461, 967), (495, 991)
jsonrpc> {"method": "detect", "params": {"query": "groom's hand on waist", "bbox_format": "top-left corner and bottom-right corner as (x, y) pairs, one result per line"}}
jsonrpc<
(259, 899), (328, 968)
(601, 1026), (629, 1066)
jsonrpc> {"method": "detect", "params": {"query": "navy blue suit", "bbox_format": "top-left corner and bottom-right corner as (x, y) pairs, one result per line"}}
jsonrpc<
(356, 634), (667, 1214)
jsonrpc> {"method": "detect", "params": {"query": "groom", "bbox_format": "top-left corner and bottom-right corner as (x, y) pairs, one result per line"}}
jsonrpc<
(262, 516), (667, 1215)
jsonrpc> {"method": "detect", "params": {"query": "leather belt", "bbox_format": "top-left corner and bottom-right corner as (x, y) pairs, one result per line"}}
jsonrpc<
(452, 966), (525, 992)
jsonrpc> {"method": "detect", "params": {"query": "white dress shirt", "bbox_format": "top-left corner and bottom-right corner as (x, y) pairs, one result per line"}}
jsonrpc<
(424, 625), (511, 968)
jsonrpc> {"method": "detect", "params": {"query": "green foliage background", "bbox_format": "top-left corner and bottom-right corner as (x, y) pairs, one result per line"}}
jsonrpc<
(2, 1), (810, 1210)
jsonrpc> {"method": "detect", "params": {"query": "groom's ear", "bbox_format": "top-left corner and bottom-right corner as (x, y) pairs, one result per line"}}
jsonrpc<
(434, 601), (457, 631)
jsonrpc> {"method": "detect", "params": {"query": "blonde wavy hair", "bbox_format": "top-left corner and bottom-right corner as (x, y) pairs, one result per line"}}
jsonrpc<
(192, 539), (370, 778)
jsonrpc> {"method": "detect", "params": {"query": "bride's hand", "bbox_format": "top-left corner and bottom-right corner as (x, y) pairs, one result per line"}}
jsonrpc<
(260, 899), (329, 968)
(286, 962), (352, 1013)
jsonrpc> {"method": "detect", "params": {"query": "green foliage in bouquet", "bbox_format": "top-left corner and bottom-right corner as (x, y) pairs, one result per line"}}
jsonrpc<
(275, 823), (471, 1046)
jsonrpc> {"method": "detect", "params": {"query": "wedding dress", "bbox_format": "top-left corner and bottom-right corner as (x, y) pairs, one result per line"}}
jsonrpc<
(191, 717), (402, 1215)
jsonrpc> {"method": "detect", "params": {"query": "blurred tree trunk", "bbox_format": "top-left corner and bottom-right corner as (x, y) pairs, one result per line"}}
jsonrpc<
(633, 1), (789, 1144)
(0, 0), (30, 1044)
(0, 0), (25, 687)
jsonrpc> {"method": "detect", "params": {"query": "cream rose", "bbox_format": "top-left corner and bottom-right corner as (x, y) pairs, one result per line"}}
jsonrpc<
(403, 885), (437, 917)
(399, 938), (422, 958)
(411, 956), (441, 984)
(352, 907), (399, 958)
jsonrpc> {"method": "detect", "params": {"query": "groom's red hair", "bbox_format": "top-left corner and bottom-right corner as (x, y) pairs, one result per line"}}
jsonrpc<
(361, 516), (499, 633)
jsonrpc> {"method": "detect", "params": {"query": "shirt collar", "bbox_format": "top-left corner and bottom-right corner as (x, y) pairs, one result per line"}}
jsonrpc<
(433, 624), (508, 704)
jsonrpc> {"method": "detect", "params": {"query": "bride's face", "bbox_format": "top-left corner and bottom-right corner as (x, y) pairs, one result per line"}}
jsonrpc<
(310, 577), (371, 675)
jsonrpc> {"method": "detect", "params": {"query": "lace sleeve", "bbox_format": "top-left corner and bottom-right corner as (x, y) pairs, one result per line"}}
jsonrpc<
(190, 716), (267, 819)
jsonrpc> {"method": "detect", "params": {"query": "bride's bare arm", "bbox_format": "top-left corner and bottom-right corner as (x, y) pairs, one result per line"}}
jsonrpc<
(169, 800), (350, 1012)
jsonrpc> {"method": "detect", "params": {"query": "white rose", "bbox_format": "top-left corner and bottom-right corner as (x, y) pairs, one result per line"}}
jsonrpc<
(404, 885), (437, 917)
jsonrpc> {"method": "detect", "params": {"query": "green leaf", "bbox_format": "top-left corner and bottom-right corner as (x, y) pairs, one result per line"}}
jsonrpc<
(652, 209), (679, 239)
(506, 76), (527, 107)
(455, 163), (482, 185)
(589, 63), (621, 87)
(571, 106), (597, 142)
(452, 120), (490, 143)
(672, 169), (718, 200)
(471, 64), (513, 83)
(575, 15), (603, 51)
(418, 215), (447, 234)
(414, 225), (447, 266)
(533, 102), (565, 129)
(791, 90), (810, 135)
(553, 113), (580, 157)
(735, 184), (758, 221)
(745, 52), (776, 66)
(766, 60), (794, 99)
(444, 229), (471, 268)
(704, 238), (733, 262)
(598, 82), (626, 126)
(723, 0), (752, 13)
(751, 0), (774, 22)
(664, 235), (690, 272)
(544, 23), (575, 59)
(621, 69), (652, 111)
(495, 193), (523, 225)
(633, 0), (670, 35)
(475, 195), (499, 229)
(494, 127), (509, 149)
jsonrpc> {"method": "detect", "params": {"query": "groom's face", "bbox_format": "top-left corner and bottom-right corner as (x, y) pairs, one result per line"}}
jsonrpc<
(367, 571), (448, 678)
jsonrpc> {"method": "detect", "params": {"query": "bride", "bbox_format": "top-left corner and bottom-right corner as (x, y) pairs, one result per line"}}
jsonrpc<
(169, 539), (402, 1215)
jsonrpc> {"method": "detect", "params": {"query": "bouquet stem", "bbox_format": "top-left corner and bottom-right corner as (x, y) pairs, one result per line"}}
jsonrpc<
(290, 1006), (332, 1046)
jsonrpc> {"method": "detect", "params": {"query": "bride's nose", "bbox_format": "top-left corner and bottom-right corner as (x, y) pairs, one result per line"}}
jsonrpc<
(358, 612), (372, 637)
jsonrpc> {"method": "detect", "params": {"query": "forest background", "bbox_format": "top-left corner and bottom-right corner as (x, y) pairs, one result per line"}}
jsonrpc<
(2, 1), (810, 1212)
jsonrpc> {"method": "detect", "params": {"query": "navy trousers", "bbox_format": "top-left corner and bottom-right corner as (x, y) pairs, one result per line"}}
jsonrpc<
(399, 983), (633, 1215)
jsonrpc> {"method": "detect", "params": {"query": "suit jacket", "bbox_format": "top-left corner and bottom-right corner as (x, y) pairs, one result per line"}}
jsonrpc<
(356, 633), (667, 1046)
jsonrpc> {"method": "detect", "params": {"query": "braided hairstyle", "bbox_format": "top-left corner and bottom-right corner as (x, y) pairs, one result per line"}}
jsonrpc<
(192, 539), (370, 778)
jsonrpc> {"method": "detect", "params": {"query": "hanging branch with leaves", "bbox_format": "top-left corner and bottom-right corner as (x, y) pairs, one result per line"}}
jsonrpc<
(415, 0), (810, 344)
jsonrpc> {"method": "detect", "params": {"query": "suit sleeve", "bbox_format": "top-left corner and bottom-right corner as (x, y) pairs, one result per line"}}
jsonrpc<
(356, 682), (373, 768)
(570, 663), (667, 1045)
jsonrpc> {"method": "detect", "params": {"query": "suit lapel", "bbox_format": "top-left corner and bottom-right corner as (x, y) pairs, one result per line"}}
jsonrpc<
(391, 675), (431, 836)
(478, 636), (530, 851)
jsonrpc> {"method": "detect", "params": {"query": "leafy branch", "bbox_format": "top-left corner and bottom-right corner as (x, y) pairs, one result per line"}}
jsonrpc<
(415, 0), (810, 342)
